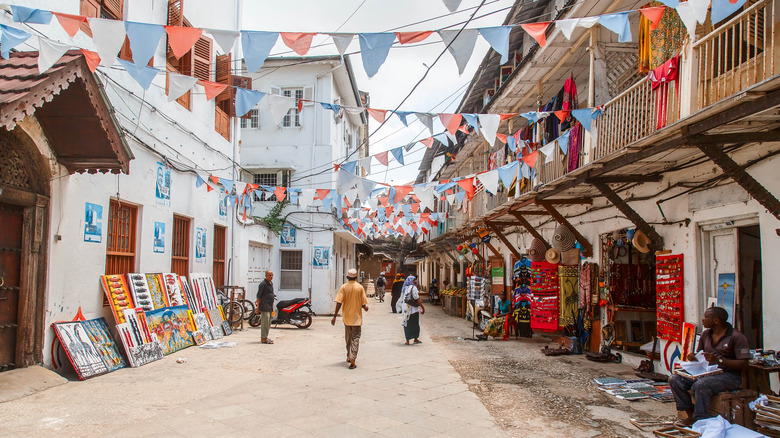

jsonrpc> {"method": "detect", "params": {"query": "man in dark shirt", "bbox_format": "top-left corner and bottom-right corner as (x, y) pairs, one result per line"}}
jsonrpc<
(669, 307), (750, 426)
(256, 270), (275, 344)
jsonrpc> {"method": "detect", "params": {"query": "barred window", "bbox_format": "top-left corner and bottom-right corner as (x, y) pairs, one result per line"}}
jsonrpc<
(253, 171), (291, 201)
(280, 250), (302, 290)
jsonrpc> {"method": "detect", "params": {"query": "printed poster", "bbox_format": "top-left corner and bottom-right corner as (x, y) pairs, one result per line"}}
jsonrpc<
(155, 162), (171, 206)
(219, 195), (228, 218)
(195, 227), (206, 263)
(717, 273), (736, 324)
(84, 202), (103, 243)
(491, 267), (504, 285)
(313, 246), (329, 269)
(281, 224), (296, 247)
(153, 222), (165, 253)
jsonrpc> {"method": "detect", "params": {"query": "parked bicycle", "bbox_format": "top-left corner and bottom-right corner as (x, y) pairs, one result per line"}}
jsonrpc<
(216, 291), (254, 324)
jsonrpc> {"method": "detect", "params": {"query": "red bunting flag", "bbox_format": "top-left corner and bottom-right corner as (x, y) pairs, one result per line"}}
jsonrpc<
(375, 151), (389, 166)
(367, 108), (388, 123)
(522, 150), (539, 168)
(496, 133), (507, 144)
(199, 80), (229, 101)
(521, 22), (551, 47)
(458, 125), (470, 134)
(640, 6), (666, 30)
(393, 186), (413, 204)
(210, 175), (220, 185)
(273, 187), (286, 202)
(80, 49), (101, 72)
(53, 12), (86, 38)
(500, 113), (518, 121)
(438, 113), (462, 136)
(410, 202), (419, 214)
(554, 110), (570, 122)
(164, 26), (203, 59)
(420, 137), (434, 148)
(280, 32), (316, 56)
(316, 189), (331, 200)
(395, 31), (434, 44)
(456, 178), (475, 201)
(378, 196), (389, 206)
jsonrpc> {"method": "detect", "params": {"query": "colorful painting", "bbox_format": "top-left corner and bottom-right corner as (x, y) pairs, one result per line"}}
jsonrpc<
(82, 317), (126, 372)
(116, 322), (163, 368)
(153, 222), (165, 253)
(145, 273), (168, 309)
(190, 274), (219, 310)
(717, 273), (736, 324)
(680, 322), (696, 359)
(313, 246), (329, 269)
(155, 162), (171, 205)
(210, 326), (224, 340)
(127, 273), (154, 311)
(52, 321), (109, 380)
(192, 312), (213, 341)
(162, 273), (187, 307)
(101, 275), (134, 324)
(145, 306), (195, 355)
(281, 224), (296, 247)
(207, 308), (224, 329)
(195, 227), (207, 263)
(222, 321), (232, 336)
(83, 202), (103, 243)
(192, 331), (207, 345)
(180, 276), (198, 312)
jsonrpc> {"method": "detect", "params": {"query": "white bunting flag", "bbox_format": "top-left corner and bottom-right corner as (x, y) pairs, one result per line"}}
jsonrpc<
(438, 29), (479, 75)
(89, 18), (126, 67)
(38, 37), (70, 74)
(167, 72), (198, 102)
(478, 114), (500, 145)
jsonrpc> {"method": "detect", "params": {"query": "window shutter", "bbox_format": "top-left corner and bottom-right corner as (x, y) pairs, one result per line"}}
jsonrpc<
(166, 0), (184, 62)
(192, 35), (213, 82)
(104, 0), (124, 19)
(215, 53), (231, 103)
(302, 86), (314, 106)
(79, 0), (100, 36)
(231, 75), (253, 119)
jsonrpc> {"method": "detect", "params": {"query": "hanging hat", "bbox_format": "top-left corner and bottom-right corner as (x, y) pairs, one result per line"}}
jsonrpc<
(632, 230), (652, 253)
(552, 224), (576, 251)
(545, 248), (561, 264)
(561, 248), (580, 266)
(528, 238), (546, 262)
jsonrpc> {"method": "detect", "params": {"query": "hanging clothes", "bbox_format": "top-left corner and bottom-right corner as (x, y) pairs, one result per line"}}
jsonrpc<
(639, 2), (686, 74)
(562, 74), (578, 111)
(648, 53), (680, 129)
(568, 124), (583, 172)
(558, 265), (579, 328)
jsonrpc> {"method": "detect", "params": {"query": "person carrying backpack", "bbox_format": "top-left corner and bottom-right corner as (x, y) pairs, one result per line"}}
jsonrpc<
(375, 275), (386, 302)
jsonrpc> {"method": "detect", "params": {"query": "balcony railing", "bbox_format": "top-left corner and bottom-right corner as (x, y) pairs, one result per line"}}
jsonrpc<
(693, 0), (775, 109)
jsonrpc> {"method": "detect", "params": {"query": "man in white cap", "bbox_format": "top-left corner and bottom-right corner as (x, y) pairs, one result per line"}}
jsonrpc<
(331, 268), (369, 369)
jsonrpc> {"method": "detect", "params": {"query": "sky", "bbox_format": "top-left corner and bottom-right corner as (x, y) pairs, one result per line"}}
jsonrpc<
(186, 0), (515, 186)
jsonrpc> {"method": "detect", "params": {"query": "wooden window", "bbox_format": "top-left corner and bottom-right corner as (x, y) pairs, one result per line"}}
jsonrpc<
(280, 250), (302, 290)
(165, 0), (213, 110)
(213, 225), (226, 287)
(171, 215), (191, 276)
(80, 0), (124, 35)
(105, 199), (137, 276)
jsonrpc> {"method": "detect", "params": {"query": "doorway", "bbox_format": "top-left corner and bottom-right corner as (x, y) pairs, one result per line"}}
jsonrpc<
(0, 204), (23, 371)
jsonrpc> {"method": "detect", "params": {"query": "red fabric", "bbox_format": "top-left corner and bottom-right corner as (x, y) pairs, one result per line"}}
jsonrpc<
(500, 113), (518, 121)
(648, 54), (680, 129)
(520, 22), (551, 47)
(554, 110), (570, 122)
(199, 80), (228, 101)
(367, 108), (388, 123)
(316, 189), (331, 200)
(438, 113), (462, 135)
(164, 26), (203, 59)
(563, 75), (577, 111)
(53, 12), (86, 38)
(640, 6), (666, 30)
(280, 32), (316, 56)
(395, 31), (433, 44)
(80, 49), (101, 72)
(456, 178), (475, 201)
(522, 151), (539, 168)
(393, 186), (413, 203)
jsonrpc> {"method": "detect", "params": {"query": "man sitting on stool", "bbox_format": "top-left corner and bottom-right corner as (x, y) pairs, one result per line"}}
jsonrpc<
(669, 306), (750, 427)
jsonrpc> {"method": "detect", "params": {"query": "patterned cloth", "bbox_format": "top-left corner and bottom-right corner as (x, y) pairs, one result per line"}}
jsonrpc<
(558, 266), (579, 327)
(639, 2), (686, 74)
(344, 324), (362, 361)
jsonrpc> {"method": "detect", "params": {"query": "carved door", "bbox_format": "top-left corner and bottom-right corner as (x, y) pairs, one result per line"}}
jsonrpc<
(0, 203), (23, 371)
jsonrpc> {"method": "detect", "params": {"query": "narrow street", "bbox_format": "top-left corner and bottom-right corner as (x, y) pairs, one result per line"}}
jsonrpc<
(1, 301), (675, 438)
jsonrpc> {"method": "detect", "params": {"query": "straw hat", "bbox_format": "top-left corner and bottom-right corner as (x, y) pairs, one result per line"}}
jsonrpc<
(561, 248), (580, 266)
(632, 230), (652, 253)
(545, 248), (561, 264)
(552, 224), (576, 251)
(528, 238), (547, 262)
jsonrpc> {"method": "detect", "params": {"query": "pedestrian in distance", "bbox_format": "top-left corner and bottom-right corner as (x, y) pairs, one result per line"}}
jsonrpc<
(397, 275), (424, 345)
(375, 275), (386, 302)
(668, 306), (750, 427)
(256, 270), (275, 344)
(331, 268), (369, 369)
(390, 273), (404, 313)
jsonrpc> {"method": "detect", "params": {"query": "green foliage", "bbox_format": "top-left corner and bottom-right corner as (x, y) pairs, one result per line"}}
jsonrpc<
(257, 200), (290, 235)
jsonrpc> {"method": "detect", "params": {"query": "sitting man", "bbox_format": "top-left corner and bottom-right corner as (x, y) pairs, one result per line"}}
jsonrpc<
(669, 306), (750, 427)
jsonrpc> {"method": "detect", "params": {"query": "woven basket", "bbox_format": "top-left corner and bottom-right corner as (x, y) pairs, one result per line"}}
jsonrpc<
(528, 238), (547, 262)
(552, 224), (576, 251)
(561, 248), (581, 266)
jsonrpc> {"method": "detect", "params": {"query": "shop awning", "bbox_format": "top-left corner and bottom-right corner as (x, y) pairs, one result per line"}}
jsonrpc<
(334, 229), (362, 244)
(0, 51), (133, 174)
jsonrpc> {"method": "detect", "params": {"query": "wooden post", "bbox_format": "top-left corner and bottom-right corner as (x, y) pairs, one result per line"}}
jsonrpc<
(591, 181), (665, 249)
(485, 221), (521, 259)
(509, 211), (549, 248)
(535, 201), (593, 257)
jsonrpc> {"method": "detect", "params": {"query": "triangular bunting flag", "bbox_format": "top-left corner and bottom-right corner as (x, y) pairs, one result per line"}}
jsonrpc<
(438, 29), (479, 75)
(88, 18), (125, 67)
(522, 151), (539, 168)
(420, 137), (434, 149)
(167, 72), (198, 102)
(438, 113), (462, 136)
(456, 178), (475, 201)
(640, 6), (666, 31)
(462, 113), (480, 134)
(38, 38), (70, 74)
(396, 31), (434, 44)
(375, 151), (389, 166)
(478, 26), (512, 64)
(416, 113), (435, 135)
(199, 80), (229, 100)
(479, 114), (500, 145)
(207, 28), (240, 54)
(0, 25), (31, 59)
(571, 108), (593, 132)
(280, 32), (316, 56)
(358, 33), (396, 78)
(520, 22), (551, 47)
(80, 49), (101, 72)
(117, 59), (159, 90)
(442, 0), (463, 12)
(125, 21), (166, 67)
(599, 12), (632, 43)
(558, 130), (571, 155)
(274, 187), (286, 202)
(53, 12), (86, 38)
(330, 34), (353, 55)
(11, 5), (52, 24)
(165, 26), (203, 59)
(393, 186), (413, 204)
(390, 147), (404, 165)
(497, 161), (518, 188)
(476, 170), (499, 195)
(367, 108), (388, 123)
(235, 88), (266, 118)
(711, 0), (748, 24)
(242, 31), (278, 73)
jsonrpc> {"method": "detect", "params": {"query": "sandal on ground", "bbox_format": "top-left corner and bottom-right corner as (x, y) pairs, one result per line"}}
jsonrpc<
(414, 339), (422, 344)
(405, 341), (410, 345)
(261, 339), (274, 344)
(348, 359), (356, 369)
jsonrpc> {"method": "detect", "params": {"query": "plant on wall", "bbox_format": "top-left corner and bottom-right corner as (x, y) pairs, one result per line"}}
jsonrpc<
(257, 200), (290, 236)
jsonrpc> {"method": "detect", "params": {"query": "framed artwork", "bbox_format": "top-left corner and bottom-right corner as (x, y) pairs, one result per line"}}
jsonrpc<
(116, 322), (163, 367)
(192, 312), (213, 341)
(195, 227), (206, 263)
(222, 321), (232, 336)
(145, 306), (195, 355)
(210, 326), (224, 340)
(127, 273), (154, 311)
(153, 221), (165, 253)
(145, 273), (168, 309)
(680, 322), (696, 359)
(81, 317), (126, 372)
(717, 273), (736, 324)
(192, 331), (207, 346)
(52, 321), (109, 380)
(83, 202), (103, 243)
(162, 273), (187, 307)
(101, 275), (134, 324)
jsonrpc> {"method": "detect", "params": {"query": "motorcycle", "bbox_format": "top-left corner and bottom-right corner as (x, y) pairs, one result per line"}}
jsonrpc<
(249, 297), (315, 329)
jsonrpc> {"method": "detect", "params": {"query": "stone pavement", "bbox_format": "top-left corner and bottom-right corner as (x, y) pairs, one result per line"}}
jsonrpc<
(0, 302), (505, 437)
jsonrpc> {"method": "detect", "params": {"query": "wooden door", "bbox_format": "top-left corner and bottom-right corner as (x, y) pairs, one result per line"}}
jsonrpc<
(0, 204), (23, 371)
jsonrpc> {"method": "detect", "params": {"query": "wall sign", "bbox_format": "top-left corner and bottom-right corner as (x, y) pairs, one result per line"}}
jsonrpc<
(153, 221), (165, 253)
(84, 202), (103, 243)
(281, 224), (296, 248)
(155, 162), (171, 206)
(195, 227), (206, 263)
(313, 246), (329, 269)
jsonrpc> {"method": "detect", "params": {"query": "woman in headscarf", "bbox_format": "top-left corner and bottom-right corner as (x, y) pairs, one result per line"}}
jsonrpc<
(390, 273), (404, 313)
(398, 275), (425, 344)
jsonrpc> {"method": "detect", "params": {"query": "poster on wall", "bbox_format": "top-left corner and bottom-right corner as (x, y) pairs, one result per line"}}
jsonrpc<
(155, 162), (171, 206)
(83, 202), (102, 243)
(153, 222), (165, 253)
(281, 224), (296, 247)
(219, 195), (228, 218)
(195, 227), (206, 263)
(491, 267), (504, 285)
(717, 273), (736, 324)
(313, 246), (329, 269)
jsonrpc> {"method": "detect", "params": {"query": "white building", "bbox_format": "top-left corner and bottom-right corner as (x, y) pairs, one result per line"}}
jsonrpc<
(240, 56), (368, 315)
(0, 0), (273, 371)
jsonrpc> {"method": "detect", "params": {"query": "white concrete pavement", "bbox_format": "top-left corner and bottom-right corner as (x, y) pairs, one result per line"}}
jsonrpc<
(0, 301), (505, 437)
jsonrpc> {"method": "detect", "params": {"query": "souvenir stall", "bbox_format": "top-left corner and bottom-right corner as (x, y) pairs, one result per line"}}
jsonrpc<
(51, 273), (234, 380)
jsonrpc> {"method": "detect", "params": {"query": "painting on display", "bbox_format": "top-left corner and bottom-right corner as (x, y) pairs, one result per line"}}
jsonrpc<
(100, 275), (134, 324)
(210, 326), (224, 340)
(195, 227), (207, 263)
(313, 246), (329, 269)
(155, 162), (171, 205)
(222, 321), (232, 336)
(281, 224), (296, 247)
(191, 312), (213, 341)
(81, 317), (126, 372)
(116, 321), (163, 368)
(162, 273), (187, 307)
(52, 321), (109, 380)
(192, 331), (207, 345)
(83, 202), (103, 243)
(153, 221), (165, 253)
(145, 306), (195, 355)
(717, 273), (736, 324)
(145, 273), (168, 309)
(127, 273), (154, 312)
(680, 322), (697, 359)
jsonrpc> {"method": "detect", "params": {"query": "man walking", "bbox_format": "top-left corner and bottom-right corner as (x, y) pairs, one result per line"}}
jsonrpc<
(256, 270), (275, 344)
(331, 268), (368, 369)
(375, 275), (386, 302)
(390, 273), (404, 313)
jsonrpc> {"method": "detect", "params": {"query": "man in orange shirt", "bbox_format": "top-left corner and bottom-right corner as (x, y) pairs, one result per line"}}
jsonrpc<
(331, 268), (369, 369)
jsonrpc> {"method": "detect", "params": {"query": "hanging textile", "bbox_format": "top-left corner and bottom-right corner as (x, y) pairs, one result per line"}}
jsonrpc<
(639, 2), (686, 74)
(513, 298), (533, 338)
(558, 265), (579, 327)
(562, 74), (580, 172)
(648, 53), (680, 129)
(562, 74), (578, 111)
(578, 262), (593, 313)
(568, 124), (583, 172)
(530, 261), (559, 331)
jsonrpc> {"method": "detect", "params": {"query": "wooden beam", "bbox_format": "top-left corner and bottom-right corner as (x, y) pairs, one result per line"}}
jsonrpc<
(589, 175), (663, 183)
(509, 211), (549, 248)
(688, 132), (780, 145)
(486, 221), (521, 259)
(507, 210), (549, 215)
(485, 221), (521, 227)
(684, 88), (780, 136)
(535, 201), (593, 257)
(533, 197), (593, 205)
(591, 181), (665, 249)
(434, 243), (459, 264)
(695, 143), (780, 220)
(483, 240), (502, 258)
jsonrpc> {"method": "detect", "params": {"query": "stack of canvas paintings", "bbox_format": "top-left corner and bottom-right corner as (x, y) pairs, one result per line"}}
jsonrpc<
(100, 275), (134, 324)
(52, 320), (115, 380)
(145, 305), (195, 355)
(161, 273), (188, 307)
